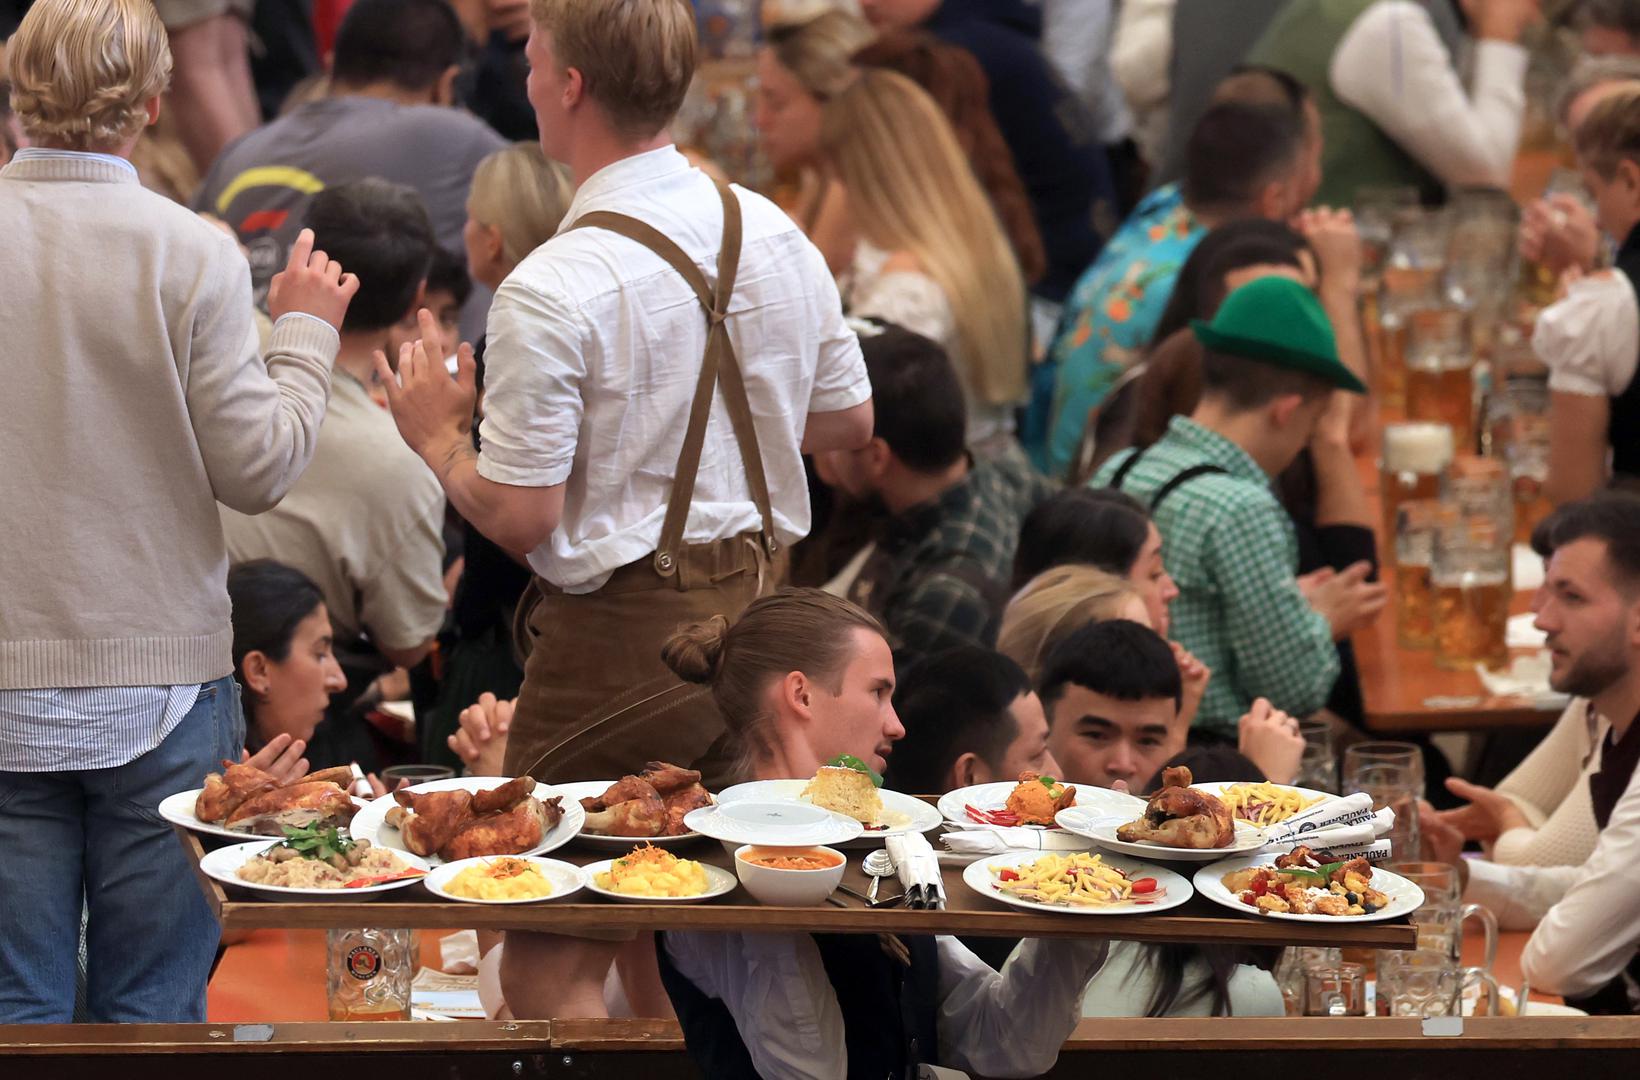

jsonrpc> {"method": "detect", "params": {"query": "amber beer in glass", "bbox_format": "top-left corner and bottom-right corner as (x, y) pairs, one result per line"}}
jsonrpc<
(1432, 516), (1511, 672)
(1380, 422), (1454, 546)
(1395, 500), (1448, 649)
(1405, 308), (1475, 451)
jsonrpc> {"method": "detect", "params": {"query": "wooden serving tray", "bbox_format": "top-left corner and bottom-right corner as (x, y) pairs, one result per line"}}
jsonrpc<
(176, 828), (1417, 949)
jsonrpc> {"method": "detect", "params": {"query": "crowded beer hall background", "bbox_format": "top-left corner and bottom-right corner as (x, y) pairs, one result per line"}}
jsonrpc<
(4, 0), (1640, 1075)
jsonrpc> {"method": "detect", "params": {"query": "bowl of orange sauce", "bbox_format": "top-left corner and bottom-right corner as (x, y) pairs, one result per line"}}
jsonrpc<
(733, 844), (847, 906)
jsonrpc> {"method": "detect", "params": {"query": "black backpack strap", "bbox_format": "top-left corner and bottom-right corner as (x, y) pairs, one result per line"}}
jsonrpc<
(1150, 464), (1229, 511)
(1107, 445), (1148, 492)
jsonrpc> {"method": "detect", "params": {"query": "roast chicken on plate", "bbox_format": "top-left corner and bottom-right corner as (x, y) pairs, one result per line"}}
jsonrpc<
(195, 762), (357, 835)
(580, 762), (713, 837)
(1116, 766), (1235, 848)
(384, 776), (562, 861)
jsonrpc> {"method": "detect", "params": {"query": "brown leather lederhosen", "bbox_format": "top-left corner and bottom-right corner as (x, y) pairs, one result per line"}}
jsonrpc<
(500, 181), (781, 792)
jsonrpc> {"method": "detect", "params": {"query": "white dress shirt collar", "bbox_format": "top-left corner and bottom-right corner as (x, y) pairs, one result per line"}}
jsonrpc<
(558, 144), (691, 233)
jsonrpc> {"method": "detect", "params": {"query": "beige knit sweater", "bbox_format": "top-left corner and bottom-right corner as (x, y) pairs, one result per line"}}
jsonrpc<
(0, 155), (338, 689)
(1493, 698), (1604, 868)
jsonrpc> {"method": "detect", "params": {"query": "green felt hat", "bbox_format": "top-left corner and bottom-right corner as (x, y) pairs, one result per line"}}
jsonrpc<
(1190, 276), (1367, 394)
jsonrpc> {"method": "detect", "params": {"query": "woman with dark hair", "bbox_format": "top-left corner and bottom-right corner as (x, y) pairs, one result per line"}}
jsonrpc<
(226, 560), (348, 779)
(1010, 487), (1179, 636)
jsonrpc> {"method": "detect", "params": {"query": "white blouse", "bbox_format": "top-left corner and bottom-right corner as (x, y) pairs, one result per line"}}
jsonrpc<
(1080, 940), (1285, 1017)
(1533, 270), (1640, 399)
(842, 240), (1018, 452)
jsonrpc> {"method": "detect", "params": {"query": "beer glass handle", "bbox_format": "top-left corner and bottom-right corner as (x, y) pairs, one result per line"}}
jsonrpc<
(1462, 966), (1501, 1017)
(1460, 902), (1499, 971)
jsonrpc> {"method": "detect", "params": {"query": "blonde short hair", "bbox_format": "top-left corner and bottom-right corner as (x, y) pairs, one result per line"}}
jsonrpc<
(530, 0), (697, 139)
(996, 565), (1144, 683)
(469, 142), (576, 271)
(1575, 85), (1640, 179)
(8, 0), (171, 151)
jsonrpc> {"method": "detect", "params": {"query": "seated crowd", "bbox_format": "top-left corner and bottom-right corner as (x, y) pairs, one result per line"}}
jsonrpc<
(4, 0), (1640, 1074)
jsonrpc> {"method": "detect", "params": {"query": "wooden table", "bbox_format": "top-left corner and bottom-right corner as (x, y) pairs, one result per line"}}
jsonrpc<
(1353, 565), (1562, 734)
(11, 1016), (1637, 1078)
(180, 829), (1417, 950)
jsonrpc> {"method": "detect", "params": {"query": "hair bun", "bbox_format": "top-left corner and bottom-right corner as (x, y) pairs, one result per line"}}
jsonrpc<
(660, 615), (731, 685)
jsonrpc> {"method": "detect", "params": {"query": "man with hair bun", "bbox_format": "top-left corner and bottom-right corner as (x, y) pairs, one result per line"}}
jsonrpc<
(382, 0), (873, 1022)
(0, 0), (357, 1023)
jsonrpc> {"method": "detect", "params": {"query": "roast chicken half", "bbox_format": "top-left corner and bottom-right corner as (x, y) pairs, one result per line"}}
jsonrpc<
(384, 776), (562, 861)
(195, 762), (358, 835)
(1116, 766), (1235, 848)
(580, 762), (713, 837)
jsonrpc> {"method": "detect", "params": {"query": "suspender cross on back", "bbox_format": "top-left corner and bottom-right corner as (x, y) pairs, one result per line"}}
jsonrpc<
(568, 180), (778, 578)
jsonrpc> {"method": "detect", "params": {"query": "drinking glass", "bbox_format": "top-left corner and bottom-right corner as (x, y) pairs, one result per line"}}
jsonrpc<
(1377, 951), (1500, 1018)
(1405, 307), (1476, 452)
(380, 764), (456, 787)
(1306, 962), (1368, 1016)
(1432, 514), (1512, 673)
(1487, 381), (1553, 545)
(1344, 742), (1423, 859)
(1395, 500), (1452, 650)
(326, 927), (414, 1021)
(1274, 947), (1344, 1016)
(1296, 718), (1339, 793)
(1380, 421), (1454, 546)
(1355, 185), (1420, 290)
(1383, 862), (1499, 965)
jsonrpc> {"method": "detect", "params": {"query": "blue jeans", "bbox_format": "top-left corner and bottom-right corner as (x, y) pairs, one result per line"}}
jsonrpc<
(0, 676), (243, 1022)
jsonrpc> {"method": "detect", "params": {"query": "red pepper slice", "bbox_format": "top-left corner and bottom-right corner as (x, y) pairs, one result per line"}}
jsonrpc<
(1130, 877), (1158, 895)
(341, 868), (428, 889)
(998, 868), (1020, 881)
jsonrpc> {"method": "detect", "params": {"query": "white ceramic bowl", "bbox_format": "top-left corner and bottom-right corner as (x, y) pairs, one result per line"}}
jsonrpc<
(732, 844), (847, 906)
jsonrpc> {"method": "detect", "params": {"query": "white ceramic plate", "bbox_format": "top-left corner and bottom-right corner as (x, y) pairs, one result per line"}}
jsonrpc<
(1057, 805), (1269, 862)
(553, 780), (710, 848)
(684, 800), (864, 848)
(159, 787), (369, 842)
(581, 856), (738, 904)
(716, 779), (942, 844)
(962, 850), (1193, 915)
(422, 855), (586, 905)
(348, 776), (585, 867)
(200, 840), (429, 901)
(1189, 782), (1339, 828)
(937, 781), (1144, 829)
(1192, 853), (1426, 923)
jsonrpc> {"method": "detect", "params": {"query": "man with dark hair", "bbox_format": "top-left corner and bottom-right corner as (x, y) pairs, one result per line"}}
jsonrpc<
(1422, 492), (1640, 1014)
(221, 181), (447, 714)
(1040, 90), (1319, 477)
(887, 646), (1060, 795)
(1093, 276), (1384, 735)
(1038, 619), (1183, 789)
(194, 0), (505, 339)
(389, 246), (472, 375)
(819, 319), (1055, 671)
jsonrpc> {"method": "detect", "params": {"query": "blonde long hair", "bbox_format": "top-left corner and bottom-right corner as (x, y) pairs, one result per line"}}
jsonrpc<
(767, 10), (875, 101)
(821, 69), (1027, 406)
(469, 142), (576, 271)
(8, 0), (172, 150)
(996, 565), (1145, 682)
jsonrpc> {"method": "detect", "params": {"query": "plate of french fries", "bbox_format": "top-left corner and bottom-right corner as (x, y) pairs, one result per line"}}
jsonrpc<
(1189, 782), (1337, 828)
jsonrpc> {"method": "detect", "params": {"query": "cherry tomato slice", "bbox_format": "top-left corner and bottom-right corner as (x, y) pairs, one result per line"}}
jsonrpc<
(1130, 877), (1158, 895)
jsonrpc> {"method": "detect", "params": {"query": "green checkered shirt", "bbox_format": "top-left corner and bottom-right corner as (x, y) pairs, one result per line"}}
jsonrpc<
(1092, 417), (1339, 735)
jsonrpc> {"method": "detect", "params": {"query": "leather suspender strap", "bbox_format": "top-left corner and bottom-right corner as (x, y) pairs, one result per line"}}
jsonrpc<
(568, 180), (777, 578)
(1107, 445), (1147, 492)
(1149, 464), (1228, 511)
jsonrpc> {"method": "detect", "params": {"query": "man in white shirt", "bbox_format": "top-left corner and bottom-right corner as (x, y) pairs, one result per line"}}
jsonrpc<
(1421, 493), (1640, 1011)
(1245, 0), (1539, 206)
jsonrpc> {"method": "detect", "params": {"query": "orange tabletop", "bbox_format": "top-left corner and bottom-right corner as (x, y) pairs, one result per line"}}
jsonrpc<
(208, 929), (455, 1023)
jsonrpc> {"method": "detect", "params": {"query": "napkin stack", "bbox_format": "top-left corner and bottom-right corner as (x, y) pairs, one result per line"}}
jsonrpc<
(886, 833), (946, 909)
(938, 822), (1092, 856)
(1261, 793), (1396, 862)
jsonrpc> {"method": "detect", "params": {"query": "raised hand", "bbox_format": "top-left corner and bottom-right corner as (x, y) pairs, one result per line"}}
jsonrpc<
(267, 227), (360, 330)
(448, 692), (515, 777)
(1432, 777), (1529, 845)
(1237, 698), (1305, 785)
(241, 732), (309, 786)
(1305, 560), (1389, 640)
(373, 307), (479, 464)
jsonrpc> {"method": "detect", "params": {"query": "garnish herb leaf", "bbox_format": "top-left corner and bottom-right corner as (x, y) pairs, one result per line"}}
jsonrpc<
(825, 753), (884, 788)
